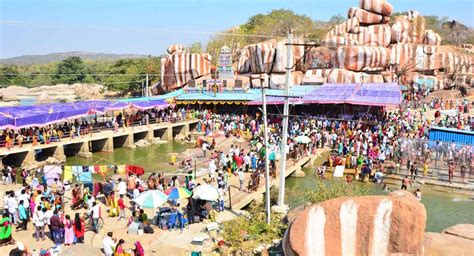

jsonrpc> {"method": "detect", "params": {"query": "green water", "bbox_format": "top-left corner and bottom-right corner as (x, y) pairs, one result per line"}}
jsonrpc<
(65, 141), (192, 173)
(285, 155), (474, 232)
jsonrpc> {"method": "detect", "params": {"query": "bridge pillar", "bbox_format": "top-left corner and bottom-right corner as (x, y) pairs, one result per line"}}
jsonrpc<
(103, 137), (114, 152)
(183, 123), (190, 135)
(124, 132), (136, 149)
(146, 129), (154, 141)
(53, 146), (67, 162)
(163, 126), (173, 140)
(78, 141), (93, 158)
(25, 149), (36, 163)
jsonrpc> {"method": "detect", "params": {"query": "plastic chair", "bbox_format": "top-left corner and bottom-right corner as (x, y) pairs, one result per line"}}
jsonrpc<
(177, 211), (189, 230)
(167, 213), (178, 230)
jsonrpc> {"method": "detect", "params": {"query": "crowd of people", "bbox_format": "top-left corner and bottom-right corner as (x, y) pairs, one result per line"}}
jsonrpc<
(0, 107), (188, 150)
(0, 92), (472, 254)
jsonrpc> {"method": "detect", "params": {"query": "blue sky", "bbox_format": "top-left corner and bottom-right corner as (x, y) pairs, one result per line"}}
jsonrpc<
(1, 0), (473, 58)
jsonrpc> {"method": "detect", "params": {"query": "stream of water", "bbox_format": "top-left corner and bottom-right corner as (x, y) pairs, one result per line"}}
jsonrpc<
(285, 155), (474, 232)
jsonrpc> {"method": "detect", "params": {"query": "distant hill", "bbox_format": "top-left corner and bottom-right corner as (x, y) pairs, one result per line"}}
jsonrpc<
(0, 52), (149, 65)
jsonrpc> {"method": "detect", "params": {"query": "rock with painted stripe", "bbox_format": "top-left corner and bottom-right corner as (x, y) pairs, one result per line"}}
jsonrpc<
(284, 190), (426, 256)
(325, 17), (361, 39)
(336, 46), (391, 72)
(348, 7), (390, 25)
(391, 15), (426, 44)
(325, 36), (359, 47)
(167, 44), (185, 54)
(327, 69), (384, 83)
(272, 38), (305, 73)
(237, 47), (252, 74)
(423, 30), (442, 45)
(360, 0), (393, 16)
(389, 43), (416, 70)
(238, 38), (305, 74)
(248, 40), (277, 74)
(160, 50), (212, 92)
(352, 24), (392, 47)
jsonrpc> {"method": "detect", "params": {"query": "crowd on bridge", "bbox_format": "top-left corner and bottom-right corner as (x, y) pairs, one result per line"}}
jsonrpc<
(0, 106), (190, 150)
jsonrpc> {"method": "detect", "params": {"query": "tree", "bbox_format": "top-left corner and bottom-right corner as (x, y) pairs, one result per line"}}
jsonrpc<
(206, 9), (318, 65)
(189, 42), (203, 53)
(0, 65), (20, 86)
(55, 56), (86, 84)
(328, 14), (345, 25)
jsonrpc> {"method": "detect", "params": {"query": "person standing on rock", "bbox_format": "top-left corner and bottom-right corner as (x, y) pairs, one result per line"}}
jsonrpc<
(401, 176), (412, 190)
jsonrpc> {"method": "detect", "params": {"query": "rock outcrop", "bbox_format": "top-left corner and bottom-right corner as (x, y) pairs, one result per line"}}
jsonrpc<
(283, 190), (426, 256)
(160, 46), (212, 92)
(424, 224), (474, 256)
(0, 83), (112, 105)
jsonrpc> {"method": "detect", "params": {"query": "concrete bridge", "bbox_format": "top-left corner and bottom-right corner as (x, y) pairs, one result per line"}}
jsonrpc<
(0, 119), (199, 167)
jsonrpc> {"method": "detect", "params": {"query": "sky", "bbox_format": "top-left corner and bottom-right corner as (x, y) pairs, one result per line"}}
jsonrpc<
(1, 0), (473, 58)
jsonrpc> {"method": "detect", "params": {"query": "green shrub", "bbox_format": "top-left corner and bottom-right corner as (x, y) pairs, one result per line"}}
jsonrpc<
(222, 204), (287, 254)
(304, 179), (369, 204)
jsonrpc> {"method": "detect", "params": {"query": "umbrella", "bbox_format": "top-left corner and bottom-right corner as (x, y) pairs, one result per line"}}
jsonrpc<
(192, 184), (220, 202)
(295, 135), (311, 144)
(133, 190), (168, 209)
(165, 186), (192, 200)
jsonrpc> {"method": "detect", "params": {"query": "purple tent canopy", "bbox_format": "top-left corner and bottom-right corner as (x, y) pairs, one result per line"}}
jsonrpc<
(347, 83), (402, 106)
(302, 83), (401, 107)
(130, 99), (169, 110)
(303, 84), (358, 104)
(0, 99), (170, 129)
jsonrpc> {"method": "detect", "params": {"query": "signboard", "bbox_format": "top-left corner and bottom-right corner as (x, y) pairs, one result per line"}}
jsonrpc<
(333, 165), (345, 178)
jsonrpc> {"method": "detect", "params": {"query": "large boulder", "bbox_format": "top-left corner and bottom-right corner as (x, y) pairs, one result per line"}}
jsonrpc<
(327, 69), (383, 83)
(391, 15), (426, 44)
(360, 0), (393, 17)
(336, 46), (391, 72)
(283, 190), (426, 256)
(348, 24), (392, 47)
(348, 7), (390, 25)
(325, 17), (360, 39)
(423, 30), (442, 45)
(167, 44), (185, 54)
(160, 50), (212, 91)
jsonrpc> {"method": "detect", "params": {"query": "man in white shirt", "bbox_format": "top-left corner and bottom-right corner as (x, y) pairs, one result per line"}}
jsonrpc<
(202, 142), (209, 158)
(88, 201), (100, 233)
(7, 192), (18, 225)
(33, 207), (47, 241)
(238, 169), (245, 192)
(117, 178), (127, 197)
(102, 232), (117, 256)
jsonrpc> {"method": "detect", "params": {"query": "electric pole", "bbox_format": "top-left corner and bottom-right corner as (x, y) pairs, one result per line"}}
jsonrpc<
(278, 32), (292, 207)
(262, 84), (271, 224)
